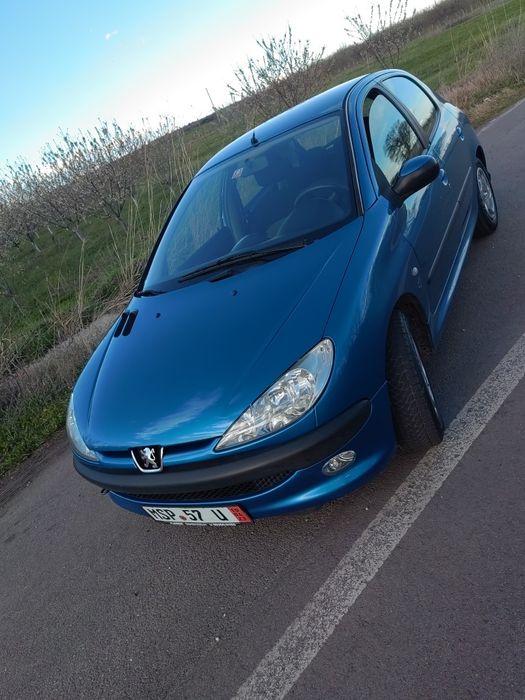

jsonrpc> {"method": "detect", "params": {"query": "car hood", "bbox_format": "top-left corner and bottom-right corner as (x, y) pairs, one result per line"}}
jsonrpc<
(81, 221), (362, 450)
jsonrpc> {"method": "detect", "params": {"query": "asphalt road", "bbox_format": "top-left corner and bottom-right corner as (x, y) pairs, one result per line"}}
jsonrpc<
(1, 100), (525, 700)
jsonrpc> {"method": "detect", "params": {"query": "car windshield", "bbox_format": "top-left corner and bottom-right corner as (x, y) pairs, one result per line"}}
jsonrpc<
(143, 113), (356, 288)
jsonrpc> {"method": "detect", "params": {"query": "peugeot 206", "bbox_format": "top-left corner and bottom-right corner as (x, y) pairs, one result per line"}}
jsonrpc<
(68, 70), (498, 525)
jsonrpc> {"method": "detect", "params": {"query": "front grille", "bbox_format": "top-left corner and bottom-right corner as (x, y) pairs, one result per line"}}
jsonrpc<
(99, 438), (215, 460)
(116, 470), (293, 503)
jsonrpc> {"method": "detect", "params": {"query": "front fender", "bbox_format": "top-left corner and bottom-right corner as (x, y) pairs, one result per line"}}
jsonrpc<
(316, 198), (430, 425)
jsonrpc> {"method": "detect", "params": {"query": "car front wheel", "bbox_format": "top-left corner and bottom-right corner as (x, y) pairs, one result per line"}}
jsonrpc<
(387, 310), (444, 451)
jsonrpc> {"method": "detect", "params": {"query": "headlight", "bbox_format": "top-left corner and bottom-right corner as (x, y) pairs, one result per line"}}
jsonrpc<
(216, 339), (334, 451)
(66, 394), (98, 461)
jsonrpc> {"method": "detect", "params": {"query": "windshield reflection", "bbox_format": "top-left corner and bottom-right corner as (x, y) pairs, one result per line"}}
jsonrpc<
(144, 113), (356, 288)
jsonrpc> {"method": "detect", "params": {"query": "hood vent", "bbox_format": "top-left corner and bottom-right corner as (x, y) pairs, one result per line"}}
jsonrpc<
(114, 310), (138, 338)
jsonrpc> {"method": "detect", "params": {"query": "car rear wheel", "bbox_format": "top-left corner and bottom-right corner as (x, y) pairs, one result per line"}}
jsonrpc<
(474, 159), (498, 238)
(387, 310), (444, 451)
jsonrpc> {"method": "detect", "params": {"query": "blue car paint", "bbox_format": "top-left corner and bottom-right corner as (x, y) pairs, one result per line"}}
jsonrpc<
(81, 219), (363, 452)
(70, 70), (487, 520)
(107, 382), (396, 519)
(343, 72), (480, 346)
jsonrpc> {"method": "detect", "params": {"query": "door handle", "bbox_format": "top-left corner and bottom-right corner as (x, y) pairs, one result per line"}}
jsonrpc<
(456, 125), (464, 141)
(439, 168), (449, 186)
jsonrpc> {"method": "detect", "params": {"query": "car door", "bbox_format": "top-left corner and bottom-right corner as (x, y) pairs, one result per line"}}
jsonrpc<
(381, 75), (472, 312)
(362, 87), (455, 313)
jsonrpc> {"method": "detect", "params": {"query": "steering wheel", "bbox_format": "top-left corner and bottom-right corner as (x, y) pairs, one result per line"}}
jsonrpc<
(294, 184), (349, 209)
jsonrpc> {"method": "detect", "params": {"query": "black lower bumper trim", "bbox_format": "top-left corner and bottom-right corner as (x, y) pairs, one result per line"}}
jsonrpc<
(73, 399), (371, 495)
(117, 470), (294, 502)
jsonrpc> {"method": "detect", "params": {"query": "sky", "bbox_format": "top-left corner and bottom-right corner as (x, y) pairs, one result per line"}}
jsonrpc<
(0, 0), (434, 169)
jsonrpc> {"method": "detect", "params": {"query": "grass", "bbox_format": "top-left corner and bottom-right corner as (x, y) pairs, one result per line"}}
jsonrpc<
(0, 0), (524, 475)
(399, 0), (522, 86)
(326, 0), (524, 91)
(441, 19), (525, 123)
(0, 394), (68, 475)
(0, 314), (113, 477)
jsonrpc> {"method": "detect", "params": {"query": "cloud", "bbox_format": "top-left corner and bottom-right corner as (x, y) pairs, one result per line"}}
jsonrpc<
(104, 29), (118, 41)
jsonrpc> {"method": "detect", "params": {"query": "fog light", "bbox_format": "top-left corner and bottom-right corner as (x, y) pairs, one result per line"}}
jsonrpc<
(322, 450), (357, 476)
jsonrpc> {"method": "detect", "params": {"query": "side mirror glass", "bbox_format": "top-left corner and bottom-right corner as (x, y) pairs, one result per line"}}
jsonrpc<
(393, 155), (440, 201)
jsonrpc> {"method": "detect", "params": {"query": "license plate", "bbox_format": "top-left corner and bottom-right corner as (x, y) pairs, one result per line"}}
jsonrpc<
(142, 505), (252, 525)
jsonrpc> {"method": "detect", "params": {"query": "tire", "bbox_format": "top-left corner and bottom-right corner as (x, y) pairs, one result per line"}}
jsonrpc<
(387, 310), (444, 451)
(473, 159), (498, 238)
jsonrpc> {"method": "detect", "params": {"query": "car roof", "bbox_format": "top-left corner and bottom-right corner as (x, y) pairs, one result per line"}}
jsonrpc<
(196, 74), (369, 175)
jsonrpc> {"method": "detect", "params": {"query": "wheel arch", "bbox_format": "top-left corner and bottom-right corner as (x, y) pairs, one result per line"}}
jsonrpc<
(386, 306), (444, 450)
(391, 293), (434, 361)
(476, 145), (487, 167)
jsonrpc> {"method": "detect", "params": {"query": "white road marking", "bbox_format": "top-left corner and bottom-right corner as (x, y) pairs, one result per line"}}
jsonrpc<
(233, 331), (525, 700)
(478, 96), (525, 134)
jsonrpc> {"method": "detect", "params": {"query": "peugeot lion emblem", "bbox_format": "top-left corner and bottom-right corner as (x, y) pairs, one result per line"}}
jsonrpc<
(131, 446), (164, 473)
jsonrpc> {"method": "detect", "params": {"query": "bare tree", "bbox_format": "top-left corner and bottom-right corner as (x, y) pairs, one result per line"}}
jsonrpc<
(0, 112), (200, 260)
(345, 0), (413, 68)
(9, 158), (92, 243)
(140, 116), (196, 199)
(0, 163), (45, 250)
(0, 112), (200, 333)
(385, 119), (416, 163)
(41, 120), (147, 232)
(228, 25), (328, 121)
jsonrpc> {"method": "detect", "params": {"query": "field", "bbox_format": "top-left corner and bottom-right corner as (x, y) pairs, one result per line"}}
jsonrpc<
(0, 0), (524, 474)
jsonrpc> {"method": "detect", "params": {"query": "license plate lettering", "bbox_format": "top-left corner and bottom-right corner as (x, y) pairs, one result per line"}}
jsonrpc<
(146, 507), (177, 521)
(211, 508), (229, 522)
(143, 505), (252, 525)
(180, 509), (203, 522)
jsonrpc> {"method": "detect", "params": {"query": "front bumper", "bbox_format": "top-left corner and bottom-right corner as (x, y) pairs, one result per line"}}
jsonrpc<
(74, 383), (396, 519)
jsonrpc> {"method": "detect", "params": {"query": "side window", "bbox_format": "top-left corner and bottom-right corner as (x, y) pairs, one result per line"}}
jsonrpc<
(364, 93), (423, 187)
(382, 76), (437, 139)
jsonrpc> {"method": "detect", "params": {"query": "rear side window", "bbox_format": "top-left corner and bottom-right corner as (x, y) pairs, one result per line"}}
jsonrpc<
(382, 76), (437, 139)
(364, 93), (423, 186)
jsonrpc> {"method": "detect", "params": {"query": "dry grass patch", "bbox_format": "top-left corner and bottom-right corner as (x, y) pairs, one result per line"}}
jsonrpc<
(440, 22), (525, 121)
(0, 313), (115, 474)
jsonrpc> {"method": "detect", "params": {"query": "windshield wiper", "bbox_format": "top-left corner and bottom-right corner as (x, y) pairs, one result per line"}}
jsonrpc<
(135, 288), (164, 297)
(177, 241), (309, 283)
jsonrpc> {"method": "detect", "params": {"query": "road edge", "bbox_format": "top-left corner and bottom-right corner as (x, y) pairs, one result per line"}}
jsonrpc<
(0, 429), (69, 510)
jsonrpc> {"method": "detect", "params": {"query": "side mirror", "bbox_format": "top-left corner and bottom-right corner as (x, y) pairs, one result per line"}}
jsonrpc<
(393, 155), (440, 201)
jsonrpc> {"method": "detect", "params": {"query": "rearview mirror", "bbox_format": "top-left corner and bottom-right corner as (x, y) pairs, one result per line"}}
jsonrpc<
(393, 155), (440, 201)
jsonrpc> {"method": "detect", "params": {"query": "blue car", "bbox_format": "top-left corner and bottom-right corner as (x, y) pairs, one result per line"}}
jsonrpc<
(68, 70), (498, 525)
